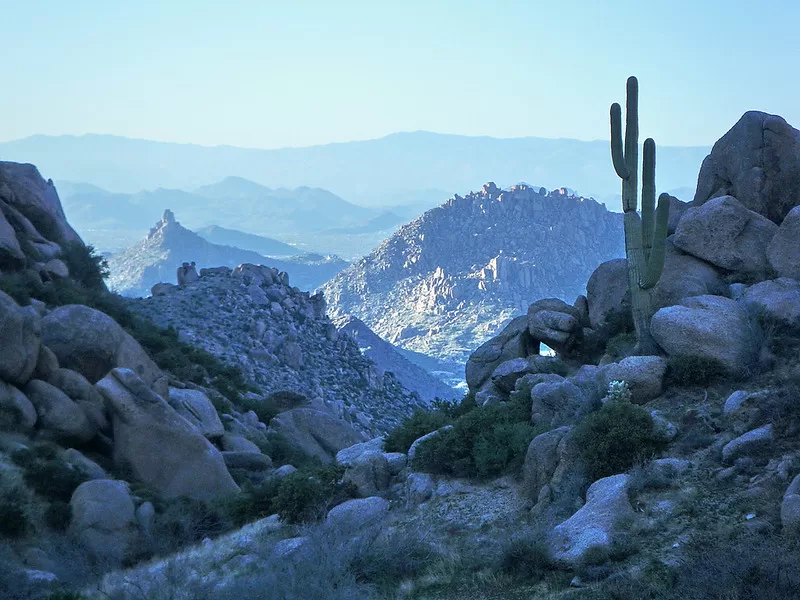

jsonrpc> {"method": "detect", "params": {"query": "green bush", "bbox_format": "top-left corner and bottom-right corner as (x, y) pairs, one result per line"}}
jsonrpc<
(498, 532), (552, 580)
(59, 242), (109, 290)
(273, 465), (356, 524)
(665, 355), (728, 387)
(413, 394), (539, 479)
(11, 449), (89, 503)
(573, 398), (669, 481)
(384, 409), (451, 453)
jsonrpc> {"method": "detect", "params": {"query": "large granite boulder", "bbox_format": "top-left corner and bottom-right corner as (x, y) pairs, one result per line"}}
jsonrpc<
(739, 278), (800, 332)
(342, 451), (391, 497)
(651, 239), (727, 312)
(781, 474), (800, 533)
(768, 206), (800, 279)
(0, 291), (41, 386)
(42, 305), (166, 393)
(47, 368), (110, 432)
(0, 207), (25, 269)
(465, 316), (535, 391)
(69, 480), (137, 564)
(585, 259), (630, 330)
(530, 379), (593, 429)
(673, 196), (778, 278)
(96, 368), (239, 500)
(651, 295), (759, 375)
(0, 162), (82, 246)
(325, 496), (389, 530)
(693, 111), (800, 224)
(0, 380), (37, 431)
(24, 379), (96, 444)
(528, 298), (584, 355)
(268, 408), (366, 464)
(548, 474), (634, 567)
(167, 388), (224, 440)
(602, 356), (667, 404)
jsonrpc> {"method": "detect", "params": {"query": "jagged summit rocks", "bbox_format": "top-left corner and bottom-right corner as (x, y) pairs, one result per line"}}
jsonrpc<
(107, 209), (348, 297)
(128, 263), (426, 435)
(322, 183), (624, 371)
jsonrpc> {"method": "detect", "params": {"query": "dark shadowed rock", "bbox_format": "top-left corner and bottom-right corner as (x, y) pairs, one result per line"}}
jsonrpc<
(0, 207), (25, 269)
(768, 206), (800, 279)
(739, 278), (800, 332)
(47, 368), (109, 432)
(651, 239), (727, 312)
(268, 408), (366, 464)
(651, 295), (759, 375)
(528, 299), (583, 355)
(693, 111), (800, 224)
(586, 259), (630, 330)
(0, 291), (41, 386)
(0, 380), (37, 431)
(465, 316), (534, 391)
(673, 196), (778, 278)
(96, 368), (239, 500)
(24, 379), (96, 444)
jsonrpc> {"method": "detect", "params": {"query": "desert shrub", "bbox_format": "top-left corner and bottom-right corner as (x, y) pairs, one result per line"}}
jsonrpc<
(45, 501), (72, 531)
(260, 431), (315, 468)
(349, 525), (441, 589)
(605, 331), (637, 360)
(11, 448), (89, 503)
(59, 242), (109, 290)
(273, 464), (356, 524)
(665, 355), (728, 387)
(573, 397), (669, 481)
(151, 497), (231, 554)
(237, 395), (280, 425)
(413, 398), (539, 479)
(498, 532), (552, 580)
(384, 409), (451, 453)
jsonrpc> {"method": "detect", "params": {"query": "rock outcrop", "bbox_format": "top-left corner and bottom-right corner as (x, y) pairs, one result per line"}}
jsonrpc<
(321, 185), (624, 372)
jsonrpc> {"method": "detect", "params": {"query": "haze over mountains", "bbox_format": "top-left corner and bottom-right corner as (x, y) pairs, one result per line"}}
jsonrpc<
(1, 131), (709, 209)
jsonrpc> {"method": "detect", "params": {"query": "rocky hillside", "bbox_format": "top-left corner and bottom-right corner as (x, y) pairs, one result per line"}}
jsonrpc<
(334, 315), (459, 403)
(127, 265), (426, 434)
(107, 210), (349, 297)
(321, 184), (625, 368)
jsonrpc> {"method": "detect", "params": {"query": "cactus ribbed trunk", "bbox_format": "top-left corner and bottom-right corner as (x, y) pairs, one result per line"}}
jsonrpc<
(610, 76), (671, 356)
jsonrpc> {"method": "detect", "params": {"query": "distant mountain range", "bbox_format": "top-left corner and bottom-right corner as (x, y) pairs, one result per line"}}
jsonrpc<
(0, 132), (710, 209)
(108, 210), (349, 297)
(194, 225), (297, 256)
(321, 183), (625, 372)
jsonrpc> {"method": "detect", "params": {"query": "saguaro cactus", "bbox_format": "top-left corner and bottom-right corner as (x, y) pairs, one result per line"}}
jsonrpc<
(610, 76), (671, 355)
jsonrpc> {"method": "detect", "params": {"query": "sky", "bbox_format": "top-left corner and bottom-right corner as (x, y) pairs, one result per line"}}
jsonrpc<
(2, 0), (799, 148)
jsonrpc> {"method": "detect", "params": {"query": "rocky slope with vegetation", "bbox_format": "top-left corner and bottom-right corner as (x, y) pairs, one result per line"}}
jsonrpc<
(2, 106), (800, 600)
(321, 183), (625, 371)
(107, 209), (349, 297)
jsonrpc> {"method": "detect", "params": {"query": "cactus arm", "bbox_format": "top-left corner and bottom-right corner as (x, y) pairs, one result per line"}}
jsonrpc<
(641, 138), (656, 264)
(640, 194), (671, 289)
(610, 103), (629, 180)
(622, 77), (639, 213)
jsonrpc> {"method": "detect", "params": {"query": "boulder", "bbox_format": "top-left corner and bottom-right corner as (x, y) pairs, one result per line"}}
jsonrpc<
(602, 356), (667, 404)
(24, 379), (96, 444)
(47, 368), (110, 432)
(651, 239), (727, 312)
(781, 474), (800, 533)
(667, 195), (691, 234)
(167, 388), (225, 440)
(528, 298), (584, 355)
(465, 316), (535, 391)
(673, 196), (778, 278)
(531, 379), (592, 428)
(343, 451), (391, 497)
(220, 434), (262, 454)
(32, 345), (59, 382)
(336, 437), (385, 467)
(325, 496), (389, 530)
(523, 426), (571, 502)
(722, 424), (774, 464)
(0, 162), (83, 246)
(0, 380), (37, 431)
(96, 368), (239, 500)
(651, 295), (759, 375)
(41, 259), (69, 280)
(490, 358), (539, 393)
(0, 206), (25, 268)
(62, 449), (107, 481)
(523, 426), (586, 517)
(408, 426), (453, 470)
(69, 480), (137, 564)
(549, 474), (634, 567)
(384, 452), (407, 475)
(692, 111), (800, 224)
(42, 305), (166, 393)
(150, 283), (178, 297)
(406, 472), (436, 506)
(222, 451), (273, 471)
(268, 408), (366, 464)
(0, 290), (41, 386)
(768, 206), (800, 279)
(586, 259), (631, 330)
(739, 278), (800, 332)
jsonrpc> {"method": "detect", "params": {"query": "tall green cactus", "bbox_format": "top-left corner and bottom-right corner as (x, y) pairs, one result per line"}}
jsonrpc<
(610, 76), (671, 355)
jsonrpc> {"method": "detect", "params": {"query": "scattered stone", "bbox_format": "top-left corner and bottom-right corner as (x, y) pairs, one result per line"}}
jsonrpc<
(325, 496), (389, 529)
(722, 425), (774, 464)
(406, 472), (435, 506)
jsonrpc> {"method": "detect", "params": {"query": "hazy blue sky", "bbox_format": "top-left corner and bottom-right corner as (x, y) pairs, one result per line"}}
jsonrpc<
(2, 0), (798, 148)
